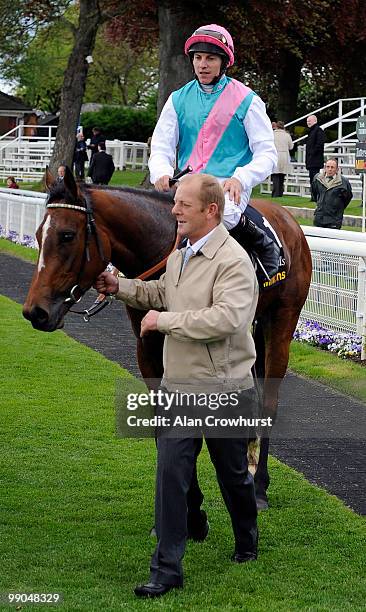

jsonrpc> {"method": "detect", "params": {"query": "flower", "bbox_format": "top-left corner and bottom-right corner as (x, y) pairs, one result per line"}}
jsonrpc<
(294, 320), (362, 360)
(0, 225), (36, 249)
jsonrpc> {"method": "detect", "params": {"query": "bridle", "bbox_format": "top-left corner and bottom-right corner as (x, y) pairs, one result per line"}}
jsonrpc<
(45, 197), (180, 322)
(46, 199), (110, 321)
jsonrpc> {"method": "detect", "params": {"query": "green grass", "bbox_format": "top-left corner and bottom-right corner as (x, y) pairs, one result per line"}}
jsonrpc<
(0, 170), (146, 192)
(0, 295), (365, 611)
(289, 341), (366, 402)
(252, 186), (363, 217)
(0, 238), (38, 263)
(293, 216), (362, 231)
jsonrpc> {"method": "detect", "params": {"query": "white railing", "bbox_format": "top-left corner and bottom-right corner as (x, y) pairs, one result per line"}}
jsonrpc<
(300, 226), (366, 358)
(260, 97), (366, 198)
(261, 164), (363, 199)
(286, 97), (366, 145)
(0, 189), (46, 245)
(0, 136), (149, 179)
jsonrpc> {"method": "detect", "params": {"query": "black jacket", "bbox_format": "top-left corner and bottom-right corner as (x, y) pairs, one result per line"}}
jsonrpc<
(305, 124), (325, 169)
(313, 172), (353, 228)
(73, 139), (88, 163)
(88, 151), (115, 184)
(88, 133), (105, 158)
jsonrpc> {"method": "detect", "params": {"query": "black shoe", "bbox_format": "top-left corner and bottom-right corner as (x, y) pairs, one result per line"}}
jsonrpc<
(232, 529), (258, 562)
(231, 214), (281, 280)
(231, 551), (257, 563)
(187, 510), (209, 542)
(134, 582), (180, 598)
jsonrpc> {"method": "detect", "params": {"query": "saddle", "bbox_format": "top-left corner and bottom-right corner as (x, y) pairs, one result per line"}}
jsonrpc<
(233, 204), (287, 291)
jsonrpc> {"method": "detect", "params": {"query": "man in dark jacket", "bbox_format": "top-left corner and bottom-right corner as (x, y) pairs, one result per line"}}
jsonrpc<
(313, 158), (353, 229)
(305, 115), (325, 200)
(88, 143), (115, 185)
(87, 127), (105, 160)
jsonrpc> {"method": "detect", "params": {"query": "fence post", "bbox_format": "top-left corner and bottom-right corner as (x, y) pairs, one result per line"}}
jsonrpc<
(359, 256), (366, 360)
(19, 202), (25, 242)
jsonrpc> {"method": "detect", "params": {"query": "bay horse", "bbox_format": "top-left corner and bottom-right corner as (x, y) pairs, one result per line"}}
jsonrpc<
(23, 168), (312, 509)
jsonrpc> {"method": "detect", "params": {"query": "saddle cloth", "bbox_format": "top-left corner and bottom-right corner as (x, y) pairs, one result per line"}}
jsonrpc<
(245, 204), (287, 291)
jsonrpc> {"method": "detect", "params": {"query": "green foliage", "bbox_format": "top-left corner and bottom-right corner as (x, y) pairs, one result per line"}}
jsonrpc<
(14, 20), (74, 112)
(3, 5), (158, 114)
(84, 25), (159, 107)
(81, 104), (156, 142)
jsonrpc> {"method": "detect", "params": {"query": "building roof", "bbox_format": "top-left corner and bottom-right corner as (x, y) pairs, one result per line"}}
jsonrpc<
(0, 91), (32, 112)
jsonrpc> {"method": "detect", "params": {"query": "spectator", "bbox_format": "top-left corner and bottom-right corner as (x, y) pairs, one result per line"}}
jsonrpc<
(313, 158), (353, 229)
(305, 114), (325, 201)
(88, 143), (115, 185)
(6, 176), (19, 189)
(56, 165), (66, 183)
(87, 127), (105, 160)
(73, 133), (88, 180)
(271, 121), (293, 198)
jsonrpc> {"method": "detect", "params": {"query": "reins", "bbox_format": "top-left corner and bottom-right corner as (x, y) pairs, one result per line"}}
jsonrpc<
(46, 197), (180, 322)
(137, 233), (180, 280)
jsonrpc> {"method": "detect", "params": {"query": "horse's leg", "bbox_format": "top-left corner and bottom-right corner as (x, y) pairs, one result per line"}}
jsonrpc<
(254, 305), (303, 509)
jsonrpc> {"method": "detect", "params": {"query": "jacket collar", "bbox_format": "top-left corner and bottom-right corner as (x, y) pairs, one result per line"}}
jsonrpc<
(199, 223), (230, 259)
(173, 224), (229, 285)
(317, 171), (342, 189)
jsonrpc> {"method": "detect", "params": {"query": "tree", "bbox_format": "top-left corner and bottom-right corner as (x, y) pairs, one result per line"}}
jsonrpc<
(84, 27), (159, 108)
(49, 0), (103, 173)
(13, 18), (74, 113)
(227, 0), (366, 123)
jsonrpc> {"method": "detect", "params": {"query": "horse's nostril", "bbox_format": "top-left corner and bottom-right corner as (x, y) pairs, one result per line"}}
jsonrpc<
(31, 306), (49, 325)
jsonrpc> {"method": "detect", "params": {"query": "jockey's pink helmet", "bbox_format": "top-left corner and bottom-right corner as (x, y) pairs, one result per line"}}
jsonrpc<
(184, 25), (235, 67)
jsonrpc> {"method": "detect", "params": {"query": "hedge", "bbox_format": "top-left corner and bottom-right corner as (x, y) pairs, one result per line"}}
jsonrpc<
(81, 105), (157, 143)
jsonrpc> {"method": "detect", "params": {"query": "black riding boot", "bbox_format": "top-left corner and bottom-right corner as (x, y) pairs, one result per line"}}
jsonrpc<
(231, 214), (280, 280)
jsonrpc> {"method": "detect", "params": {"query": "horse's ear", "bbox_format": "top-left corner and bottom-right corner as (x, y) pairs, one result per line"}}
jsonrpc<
(44, 166), (55, 191)
(63, 166), (79, 200)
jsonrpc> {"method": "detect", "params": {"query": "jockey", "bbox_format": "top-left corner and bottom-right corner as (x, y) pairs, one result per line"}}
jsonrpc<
(149, 24), (280, 279)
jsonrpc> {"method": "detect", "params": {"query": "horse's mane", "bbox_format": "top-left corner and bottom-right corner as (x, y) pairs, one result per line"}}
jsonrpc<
(83, 184), (176, 226)
(47, 181), (174, 208)
(46, 180), (176, 236)
(85, 183), (174, 204)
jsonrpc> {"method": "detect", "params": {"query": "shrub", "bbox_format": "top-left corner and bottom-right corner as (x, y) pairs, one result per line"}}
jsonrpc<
(81, 105), (156, 142)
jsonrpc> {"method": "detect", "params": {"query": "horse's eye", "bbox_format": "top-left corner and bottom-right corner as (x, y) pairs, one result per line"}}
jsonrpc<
(59, 231), (75, 243)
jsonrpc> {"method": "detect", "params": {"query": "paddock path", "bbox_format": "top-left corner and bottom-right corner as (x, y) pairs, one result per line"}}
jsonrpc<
(1, 252), (365, 515)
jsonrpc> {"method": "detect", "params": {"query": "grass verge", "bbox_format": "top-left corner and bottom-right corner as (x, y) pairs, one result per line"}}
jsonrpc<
(0, 295), (365, 611)
(252, 186), (362, 216)
(0, 170), (145, 191)
(289, 341), (366, 402)
(0, 238), (38, 263)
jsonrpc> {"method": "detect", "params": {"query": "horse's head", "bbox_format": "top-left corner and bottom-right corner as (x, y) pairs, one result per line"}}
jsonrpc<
(23, 167), (110, 331)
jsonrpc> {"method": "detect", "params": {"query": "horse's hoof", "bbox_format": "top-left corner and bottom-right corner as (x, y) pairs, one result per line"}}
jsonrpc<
(256, 496), (269, 511)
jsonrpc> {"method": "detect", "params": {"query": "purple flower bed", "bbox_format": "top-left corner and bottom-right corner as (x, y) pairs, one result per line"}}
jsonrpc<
(0, 224), (36, 249)
(294, 320), (362, 360)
